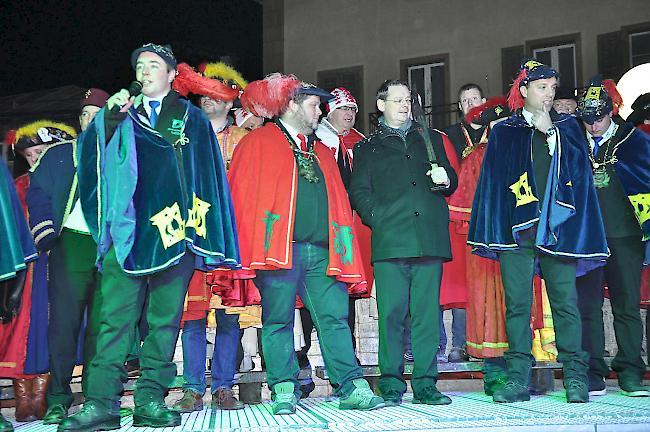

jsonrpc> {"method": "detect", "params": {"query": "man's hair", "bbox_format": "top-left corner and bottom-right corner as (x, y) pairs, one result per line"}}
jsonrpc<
(376, 80), (410, 100)
(458, 83), (483, 101)
(292, 92), (312, 105)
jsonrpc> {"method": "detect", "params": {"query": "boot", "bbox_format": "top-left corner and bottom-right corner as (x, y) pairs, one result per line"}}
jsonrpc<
(0, 412), (14, 432)
(32, 374), (50, 419)
(13, 378), (36, 422)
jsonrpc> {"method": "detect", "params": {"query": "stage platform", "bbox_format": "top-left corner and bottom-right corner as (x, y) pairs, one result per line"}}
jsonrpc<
(6, 387), (650, 432)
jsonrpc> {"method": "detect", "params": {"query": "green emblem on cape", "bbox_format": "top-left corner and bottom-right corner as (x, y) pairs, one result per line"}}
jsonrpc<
(593, 167), (610, 188)
(332, 222), (354, 265)
(262, 210), (280, 252)
(168, 119), (184, 136)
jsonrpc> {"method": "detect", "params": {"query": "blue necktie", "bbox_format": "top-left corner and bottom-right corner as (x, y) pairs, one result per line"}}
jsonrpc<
(592, 136), (603, 154)
(148, 100), (160, 127)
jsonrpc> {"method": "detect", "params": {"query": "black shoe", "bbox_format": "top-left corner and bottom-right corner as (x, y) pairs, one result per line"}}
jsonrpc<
(412, 386), (452, 405)
(57, 401), (120, 432)
(565, 378), (588, 403)
(448, 346), (469, 363)
(492, 381), (530, 403)
(0, 413), (13, 432)
(43, 404), (68, 425)
(587, 374), (606, 397)
(380, 389), (403, 407)
(300, 381), (316, 399)
(133, 401), (181, 428)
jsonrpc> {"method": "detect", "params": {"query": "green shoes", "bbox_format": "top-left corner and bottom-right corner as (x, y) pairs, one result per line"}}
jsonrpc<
(339, 379), (385, 410)
(412, 386), (452, 405)
(380, 389), (403, 407)
(57, 400), (120, 432)
(619, 379), (650, 397)
(564, 378), (588, 403)
(492, 381), (530, 403)
(272, 382), (298, 415)
(133, 401), (181, 428)
(43, 404), (67, 425)
(0, 413), (13, 432)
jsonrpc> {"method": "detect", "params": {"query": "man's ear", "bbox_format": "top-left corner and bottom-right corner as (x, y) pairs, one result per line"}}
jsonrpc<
(377, 99), (386, 113)
(519, 86), (528, 99)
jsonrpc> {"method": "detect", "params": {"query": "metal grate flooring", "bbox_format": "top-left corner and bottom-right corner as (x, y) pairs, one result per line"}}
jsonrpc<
(8, 389), (650, 432)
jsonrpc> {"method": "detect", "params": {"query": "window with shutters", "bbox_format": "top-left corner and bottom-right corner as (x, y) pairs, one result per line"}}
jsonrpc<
(526, 33), (582, 90)
(629, 30), (650, 67)
(399, 54), (451, 130)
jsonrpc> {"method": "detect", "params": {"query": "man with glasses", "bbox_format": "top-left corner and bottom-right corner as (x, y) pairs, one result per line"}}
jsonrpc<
(350, 79), (457, 406)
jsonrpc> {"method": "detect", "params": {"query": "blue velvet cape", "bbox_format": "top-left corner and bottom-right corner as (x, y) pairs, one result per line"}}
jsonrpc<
(0, 162), (37, 281)
(467, 113), (608, 276)
(609, 122), (650, 264)
(77, 100), (240, 275)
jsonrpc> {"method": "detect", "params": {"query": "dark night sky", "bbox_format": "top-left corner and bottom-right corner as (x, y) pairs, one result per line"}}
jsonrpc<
(0, 0), (262, 97)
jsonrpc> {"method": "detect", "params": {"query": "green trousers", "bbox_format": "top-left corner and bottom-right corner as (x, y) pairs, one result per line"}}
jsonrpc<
(83, 247), (193, 410)
(499, 236), (588, 385)
(254, 242), (362, 400)
(373, 257), (442, 395)
(46, 230), (100, 408)
(577, 236), (646, 381)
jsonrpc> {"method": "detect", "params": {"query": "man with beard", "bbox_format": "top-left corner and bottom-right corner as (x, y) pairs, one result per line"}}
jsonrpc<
(575, 76), (650, 397)
(227, 74), (384, 415)
(468, 60), (608, 404)
(59, 43), (240, 432)
(350, 79), (457, 406)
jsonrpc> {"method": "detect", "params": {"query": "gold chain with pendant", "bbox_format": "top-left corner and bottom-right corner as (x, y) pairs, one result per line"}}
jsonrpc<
(589, 138), (617, 188)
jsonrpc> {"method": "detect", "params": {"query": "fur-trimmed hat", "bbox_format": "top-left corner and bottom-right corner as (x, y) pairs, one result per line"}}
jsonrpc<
(172, 63), (240, 102)
(507, 59), (559, 110)
(4, 120), (77, 153)
(576, 75), (623, 125)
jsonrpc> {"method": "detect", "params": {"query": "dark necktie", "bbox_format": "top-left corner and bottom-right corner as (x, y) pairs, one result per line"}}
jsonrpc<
(149, 100), (161, 127)
(592, 136), (603, 155)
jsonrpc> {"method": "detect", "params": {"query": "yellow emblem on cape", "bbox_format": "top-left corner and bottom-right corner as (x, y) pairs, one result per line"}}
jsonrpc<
(150, 194), (212, 249)
(510, 172), (539, 207)
(495, 106), (503, 116)
(524, 60), (543, 70)
(628, 193), (650, 226)
(566, 181), (572, 187)
(186, 193), (211, 238)
(150, 202), (186, 249)
(585, 86), (602, 101)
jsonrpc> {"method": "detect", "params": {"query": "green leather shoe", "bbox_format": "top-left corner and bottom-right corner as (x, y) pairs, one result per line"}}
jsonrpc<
(484, 376), (507, 396)
(57, 401), (120, 432)
(0, 413), (13, 432)
(272, 382), (298, 415)
(43, 404), (67, 425)
(412, 386), (452, 405)
(565, 378), (588, 403)
(619, 379), (650, 397)
(380, 389), (403, 407)
(133, 401), (181, 428)
(339, 379), (385, 410)
(492, 381), (530, 403)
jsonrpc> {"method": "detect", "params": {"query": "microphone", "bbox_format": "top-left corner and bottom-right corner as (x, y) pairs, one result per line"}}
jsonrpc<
(114, 81), (143, 113)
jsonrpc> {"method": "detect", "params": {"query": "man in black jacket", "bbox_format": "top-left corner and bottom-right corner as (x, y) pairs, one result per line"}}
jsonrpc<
(350, 79), (457, 406)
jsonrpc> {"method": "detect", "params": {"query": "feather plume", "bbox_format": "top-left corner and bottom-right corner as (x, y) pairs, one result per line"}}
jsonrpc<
(15, 120), (77, 142)
(602, 79), (623, 116)
(173, 63), (240, 102)
(240, 73), (301, 119)
(201, 62), (248, 89)
(3, 129), (16, 146)
(465, 96), (508, 124)
(507, 69), (528, 111)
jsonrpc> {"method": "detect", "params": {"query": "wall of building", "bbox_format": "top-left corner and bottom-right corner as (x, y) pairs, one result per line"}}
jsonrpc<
(275, 0), (650, 132)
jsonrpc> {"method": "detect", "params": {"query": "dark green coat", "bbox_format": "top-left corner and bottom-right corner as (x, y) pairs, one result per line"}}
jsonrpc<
(349, 122), (458, 262)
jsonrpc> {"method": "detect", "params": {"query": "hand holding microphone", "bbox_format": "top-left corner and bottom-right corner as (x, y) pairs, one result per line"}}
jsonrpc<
(107, 81), (143, 112)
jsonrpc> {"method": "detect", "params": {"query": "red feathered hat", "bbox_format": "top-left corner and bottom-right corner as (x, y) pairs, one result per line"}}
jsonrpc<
(507, 59), (559, 111)
(465, 96), (511, 126)
(172, 63), (240, 102)
(240, 73), (301, 118)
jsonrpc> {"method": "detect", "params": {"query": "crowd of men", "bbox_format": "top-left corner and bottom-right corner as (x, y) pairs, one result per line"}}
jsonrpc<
(0, 43), (649, 432)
